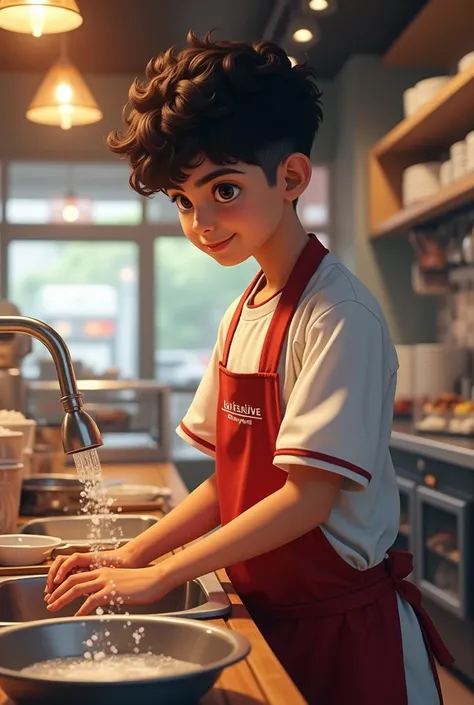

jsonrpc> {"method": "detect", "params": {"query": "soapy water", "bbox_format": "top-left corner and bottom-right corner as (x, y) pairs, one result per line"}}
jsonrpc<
(20, 653), (199, 682)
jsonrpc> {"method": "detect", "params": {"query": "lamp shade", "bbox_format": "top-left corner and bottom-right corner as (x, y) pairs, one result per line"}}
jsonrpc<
(0, 0), (82, 37)
(26, 59), (103, 130)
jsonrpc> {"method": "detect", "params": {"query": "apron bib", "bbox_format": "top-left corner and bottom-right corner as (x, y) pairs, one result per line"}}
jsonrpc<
(215, 235), (453, 704)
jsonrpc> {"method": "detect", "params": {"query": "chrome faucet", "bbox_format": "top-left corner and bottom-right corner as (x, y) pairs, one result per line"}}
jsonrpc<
(0, 316), (103, 454)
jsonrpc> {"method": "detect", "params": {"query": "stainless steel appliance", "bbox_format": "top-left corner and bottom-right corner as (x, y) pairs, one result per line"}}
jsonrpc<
(0, 301), (32, 413)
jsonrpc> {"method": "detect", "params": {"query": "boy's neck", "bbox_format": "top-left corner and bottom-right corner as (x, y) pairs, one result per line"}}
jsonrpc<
(252, 210), (310, 297)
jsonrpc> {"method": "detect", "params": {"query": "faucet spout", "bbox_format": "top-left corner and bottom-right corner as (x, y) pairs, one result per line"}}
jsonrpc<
(0, 315), (103, 454)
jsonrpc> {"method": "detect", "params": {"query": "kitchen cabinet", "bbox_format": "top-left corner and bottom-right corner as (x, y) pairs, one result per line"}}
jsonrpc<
(391, 442), (474, 682)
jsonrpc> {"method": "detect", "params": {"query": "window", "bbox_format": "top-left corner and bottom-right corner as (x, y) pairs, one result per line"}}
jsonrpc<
(6, 162), (142, 225)
(8, 241), (139, 379)
(155, 237), (257, 387)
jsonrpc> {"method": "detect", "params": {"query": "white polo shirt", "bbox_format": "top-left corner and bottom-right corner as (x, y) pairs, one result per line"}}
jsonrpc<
(177, 253), (439, 704)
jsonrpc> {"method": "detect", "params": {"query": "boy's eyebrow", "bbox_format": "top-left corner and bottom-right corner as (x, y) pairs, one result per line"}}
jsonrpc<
(195, 167), (245, 188)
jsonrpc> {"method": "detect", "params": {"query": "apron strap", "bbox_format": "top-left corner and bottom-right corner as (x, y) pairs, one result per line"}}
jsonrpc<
(221, 270), (262, 368)
(259, 235), (328, 373)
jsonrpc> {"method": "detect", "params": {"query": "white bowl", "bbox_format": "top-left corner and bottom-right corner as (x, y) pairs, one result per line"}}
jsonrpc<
(0, 419), (36, 452)
(0, 534), (63, 567)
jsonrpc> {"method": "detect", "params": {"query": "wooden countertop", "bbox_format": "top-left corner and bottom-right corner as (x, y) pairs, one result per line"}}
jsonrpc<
(0, 462), (306, 705)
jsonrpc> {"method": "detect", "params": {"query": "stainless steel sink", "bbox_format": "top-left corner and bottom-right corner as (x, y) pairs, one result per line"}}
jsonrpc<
(20, 515), (159, 546)
(0, 572), (231, 626)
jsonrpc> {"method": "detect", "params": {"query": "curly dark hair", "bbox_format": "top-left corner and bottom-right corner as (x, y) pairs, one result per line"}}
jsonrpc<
(108, 31), (323, 197)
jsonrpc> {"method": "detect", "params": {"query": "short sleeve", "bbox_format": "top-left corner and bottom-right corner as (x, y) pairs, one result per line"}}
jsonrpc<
(274, 301), (388, 490)
(176, 342), (220, 458)
(176, 302), (237, 458)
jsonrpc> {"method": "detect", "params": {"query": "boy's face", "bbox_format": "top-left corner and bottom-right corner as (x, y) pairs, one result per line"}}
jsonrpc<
(166, 158), (288, 266)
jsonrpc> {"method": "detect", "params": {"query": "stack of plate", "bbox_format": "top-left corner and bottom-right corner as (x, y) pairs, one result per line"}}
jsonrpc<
(458, 52), (474, 73)
(402, 163), (442, 207)
(450, 141), (466, 181)
(403, 76), (451, 118)
(439, 160), (453, 188)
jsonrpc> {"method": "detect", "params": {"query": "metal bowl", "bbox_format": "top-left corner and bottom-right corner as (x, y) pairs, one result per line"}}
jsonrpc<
(0, 615), (250, 705)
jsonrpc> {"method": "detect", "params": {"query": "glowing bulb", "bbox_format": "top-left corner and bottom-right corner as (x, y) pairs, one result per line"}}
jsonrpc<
(293, 28), (314, 43)
(56, 82), (73, 104)
(58, 105), (72, 130)
(309, 0), (329, 10)
(62, 202), (80, 222)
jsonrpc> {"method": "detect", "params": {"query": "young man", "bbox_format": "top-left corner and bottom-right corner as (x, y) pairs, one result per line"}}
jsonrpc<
(45, 32), (453, 704)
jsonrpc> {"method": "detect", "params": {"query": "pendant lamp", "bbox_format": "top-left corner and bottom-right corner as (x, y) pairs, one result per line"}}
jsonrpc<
(26, 41), (102, 130)
(0, 0), (82, 37)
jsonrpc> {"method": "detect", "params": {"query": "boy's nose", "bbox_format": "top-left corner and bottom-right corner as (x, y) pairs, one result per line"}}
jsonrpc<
(193, 209), (216, 236)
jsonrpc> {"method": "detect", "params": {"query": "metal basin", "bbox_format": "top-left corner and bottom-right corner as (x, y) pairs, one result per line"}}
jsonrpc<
(0, 615), (250, 705)
(0, 573), (231, 626)
(20, 515), (159, 547)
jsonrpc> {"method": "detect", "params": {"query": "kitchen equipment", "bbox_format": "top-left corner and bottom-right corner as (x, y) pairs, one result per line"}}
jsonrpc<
(0, 427), (23, 463)
(20, 476), (171, 516)
(402, 163), (442, 207)
(413, 345), (468, 400)
(20, 514), (159, 546)
(28, 380), (171, 464)
(0, 414), (36, 452)
(0, 315), (102, 455)
(0, 535), (62, 567)
(0, 301), (32, 414)
(0, 615), (249, 705)
(409, 232), (446, 271)
(0, 462), (23, 534)
(0, 571), (231, 625)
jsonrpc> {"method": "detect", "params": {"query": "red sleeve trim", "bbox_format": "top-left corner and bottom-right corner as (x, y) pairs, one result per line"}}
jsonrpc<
(180, 422), (216, 453)
(274, 448), (371, 483)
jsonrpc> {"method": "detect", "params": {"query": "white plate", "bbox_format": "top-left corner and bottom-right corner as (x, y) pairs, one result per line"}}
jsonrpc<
(109, 484), (172, 504)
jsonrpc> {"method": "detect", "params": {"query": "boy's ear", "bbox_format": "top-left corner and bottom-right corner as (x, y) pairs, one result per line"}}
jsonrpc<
(281, 153), (312, 203)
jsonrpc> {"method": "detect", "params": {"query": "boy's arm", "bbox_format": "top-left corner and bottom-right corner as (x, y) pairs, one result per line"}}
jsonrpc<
(123, 473), (221, 566)
(160, 465), (341, 587)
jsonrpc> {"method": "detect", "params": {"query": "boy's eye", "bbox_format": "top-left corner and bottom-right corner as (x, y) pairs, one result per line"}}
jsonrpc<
(170, 194), (193, 212)
(214, 183), (240, 203)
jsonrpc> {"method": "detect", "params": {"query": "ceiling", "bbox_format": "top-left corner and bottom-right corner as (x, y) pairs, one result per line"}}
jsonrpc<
(0, 0), (429, 79)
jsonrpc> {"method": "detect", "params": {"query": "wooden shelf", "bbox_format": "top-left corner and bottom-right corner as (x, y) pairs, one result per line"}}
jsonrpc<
(370, 172), (474, 239)
(383, 0), (474, 69)
(373, 64), (474, 158)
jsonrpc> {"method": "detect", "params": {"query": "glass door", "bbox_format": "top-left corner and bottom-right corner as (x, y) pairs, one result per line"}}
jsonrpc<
(416, 485), (470, 618)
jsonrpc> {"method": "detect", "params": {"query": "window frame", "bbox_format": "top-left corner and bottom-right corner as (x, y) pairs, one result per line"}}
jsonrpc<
(0, 158), (334, 384)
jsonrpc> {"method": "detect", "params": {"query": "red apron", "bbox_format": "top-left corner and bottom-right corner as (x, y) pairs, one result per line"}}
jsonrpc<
(215, 235), (453, 705)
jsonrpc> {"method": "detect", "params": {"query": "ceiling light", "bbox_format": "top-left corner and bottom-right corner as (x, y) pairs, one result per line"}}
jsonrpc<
(62, 195), (80, 222)
(308, 0), (337, 14)
(26, 54), (103, 129)
(289, 17), (320, 47)
(0, 0), (82, 37)
(293, 27), (313, 43)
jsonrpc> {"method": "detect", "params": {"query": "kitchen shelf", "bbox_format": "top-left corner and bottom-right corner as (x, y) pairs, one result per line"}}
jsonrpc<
(370, 172), (474, 239)
(373, 64), (474, 158)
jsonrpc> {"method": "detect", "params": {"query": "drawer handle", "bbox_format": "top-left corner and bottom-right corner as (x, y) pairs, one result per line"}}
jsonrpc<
(417, 458), (426, 472)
